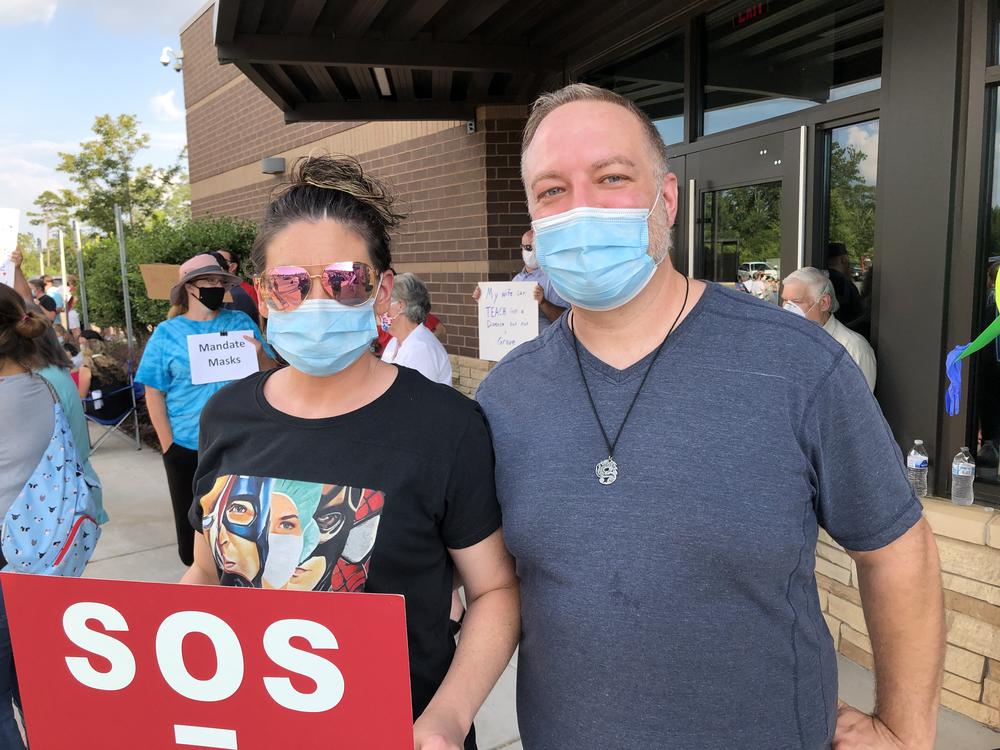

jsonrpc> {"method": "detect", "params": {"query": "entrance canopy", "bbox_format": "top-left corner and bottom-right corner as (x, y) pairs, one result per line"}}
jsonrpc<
(213, 0), (676, 122)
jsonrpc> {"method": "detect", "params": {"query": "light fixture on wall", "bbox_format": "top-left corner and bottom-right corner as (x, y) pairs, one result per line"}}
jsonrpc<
(160, 46), (184, 72)
(261, 157), (286, 175)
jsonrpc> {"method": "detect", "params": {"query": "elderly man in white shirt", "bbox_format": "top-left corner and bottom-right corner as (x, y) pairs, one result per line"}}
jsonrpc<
(380, 272), (453, 385)
(781, 266), (877, 391)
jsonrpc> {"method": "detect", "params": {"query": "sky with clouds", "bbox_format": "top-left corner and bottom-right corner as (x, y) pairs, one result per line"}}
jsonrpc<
(0, 0), (207, 238)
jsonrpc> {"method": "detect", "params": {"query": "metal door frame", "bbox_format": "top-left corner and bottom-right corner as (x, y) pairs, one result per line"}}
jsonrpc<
(681, 127), (808, 283)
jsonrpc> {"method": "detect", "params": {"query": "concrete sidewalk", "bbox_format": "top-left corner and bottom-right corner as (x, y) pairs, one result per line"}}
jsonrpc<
(86, 425), (997, 750)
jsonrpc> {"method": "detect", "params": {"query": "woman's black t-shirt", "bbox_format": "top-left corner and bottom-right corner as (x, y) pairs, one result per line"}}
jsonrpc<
(189, 365), (501, 733)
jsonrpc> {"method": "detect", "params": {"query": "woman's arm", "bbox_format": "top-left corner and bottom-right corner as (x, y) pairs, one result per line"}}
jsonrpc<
(10, 249), (32, 301)
(413, 529), (520, 749)
(144, 386), (173, 451)
(77, 366), (91, 399)
(180, 531), (221, 585)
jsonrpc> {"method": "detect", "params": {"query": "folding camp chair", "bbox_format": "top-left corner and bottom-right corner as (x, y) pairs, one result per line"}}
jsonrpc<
(83, 376), (145, 452)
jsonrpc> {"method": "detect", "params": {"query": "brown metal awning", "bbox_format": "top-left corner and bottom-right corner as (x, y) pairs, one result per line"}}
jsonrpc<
(213, 0), (678, 122)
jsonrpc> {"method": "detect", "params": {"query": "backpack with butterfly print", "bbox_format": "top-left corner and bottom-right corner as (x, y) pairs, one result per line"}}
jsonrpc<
(1, 384), (101, 577)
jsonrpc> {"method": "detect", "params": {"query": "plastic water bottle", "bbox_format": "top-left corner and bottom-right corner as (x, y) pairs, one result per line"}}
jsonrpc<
(906, 440), (929, 497)
(951, 447), (975, 506)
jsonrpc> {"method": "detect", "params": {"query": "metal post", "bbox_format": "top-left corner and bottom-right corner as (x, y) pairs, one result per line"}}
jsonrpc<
(113, 204), (141, 450)
(72, 220), (90, 330)
(113, 205), (135, 353)
(35, 236), (44, 276)
(57, 229), (69, 330)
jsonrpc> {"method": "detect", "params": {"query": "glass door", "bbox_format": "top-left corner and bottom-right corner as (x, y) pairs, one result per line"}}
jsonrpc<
(702, 182), (783, 302)
(684, 129), (806, 301)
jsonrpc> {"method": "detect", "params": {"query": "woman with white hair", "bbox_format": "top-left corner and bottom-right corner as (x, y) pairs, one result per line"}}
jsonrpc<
(380, 272), (453, 385)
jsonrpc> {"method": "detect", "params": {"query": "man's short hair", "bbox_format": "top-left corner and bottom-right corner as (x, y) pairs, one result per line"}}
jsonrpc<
(521, 83), (670, 180)
(783, 267), (839, 313)
(827, 242), (848, 260)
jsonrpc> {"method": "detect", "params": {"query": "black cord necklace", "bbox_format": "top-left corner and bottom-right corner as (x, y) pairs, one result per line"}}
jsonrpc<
(571, 274), (690, 485)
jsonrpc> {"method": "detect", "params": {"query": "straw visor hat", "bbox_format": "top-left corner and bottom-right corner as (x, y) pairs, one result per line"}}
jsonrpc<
(169, 254), (241, 306)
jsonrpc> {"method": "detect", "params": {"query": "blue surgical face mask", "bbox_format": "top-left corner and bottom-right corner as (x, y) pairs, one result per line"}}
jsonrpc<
(266, 298), (377, 377)
(531, 193), (662, 311)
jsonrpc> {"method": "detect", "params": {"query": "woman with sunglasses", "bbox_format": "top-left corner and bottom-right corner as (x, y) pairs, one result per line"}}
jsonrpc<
(137, 254), (273, 567)
(181, 156), (519, 750)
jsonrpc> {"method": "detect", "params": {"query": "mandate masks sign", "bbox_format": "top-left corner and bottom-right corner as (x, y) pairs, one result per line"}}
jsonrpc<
(1, 574), (412, 749)
(187, 330), (258, 385)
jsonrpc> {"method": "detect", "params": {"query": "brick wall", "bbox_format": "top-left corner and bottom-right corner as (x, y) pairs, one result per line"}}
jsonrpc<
(192, 118), (529, 360)
(180, 5), (239, 108)
(484, 117), (531, 265)
(185, 77), (360, 183)
(192, 179), (283, 223)
(817, 500), (1000, 728)
(182, 6), (530, 364)
(181, 9), (359, 183)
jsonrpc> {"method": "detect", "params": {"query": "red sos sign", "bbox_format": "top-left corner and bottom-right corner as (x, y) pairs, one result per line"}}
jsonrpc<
(1, 574), (412, 749)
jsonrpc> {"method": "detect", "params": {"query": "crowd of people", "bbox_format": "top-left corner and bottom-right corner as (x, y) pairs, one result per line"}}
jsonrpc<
(0, 81), (947, 750)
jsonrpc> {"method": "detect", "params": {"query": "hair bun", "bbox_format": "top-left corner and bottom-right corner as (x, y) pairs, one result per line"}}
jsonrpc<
(14, 311), (47, 340)
(289, 154), (403, 231)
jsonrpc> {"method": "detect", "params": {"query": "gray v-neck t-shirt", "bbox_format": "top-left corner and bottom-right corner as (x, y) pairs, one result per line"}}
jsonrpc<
(477, 282), (921, 750)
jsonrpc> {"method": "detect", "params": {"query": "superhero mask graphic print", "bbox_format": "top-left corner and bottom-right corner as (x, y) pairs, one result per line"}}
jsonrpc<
(289, 484), (384, 592)
(199, 475), (384, 592)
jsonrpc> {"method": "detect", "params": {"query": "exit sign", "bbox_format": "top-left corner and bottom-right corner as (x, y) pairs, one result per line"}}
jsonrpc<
(733, 2), (769, 27)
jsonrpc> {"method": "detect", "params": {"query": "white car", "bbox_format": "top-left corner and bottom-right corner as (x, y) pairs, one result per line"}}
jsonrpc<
(737, 262), (779, 282)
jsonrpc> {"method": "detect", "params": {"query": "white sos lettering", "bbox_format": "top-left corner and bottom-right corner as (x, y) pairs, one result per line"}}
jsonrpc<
(61, 603), (345, 713)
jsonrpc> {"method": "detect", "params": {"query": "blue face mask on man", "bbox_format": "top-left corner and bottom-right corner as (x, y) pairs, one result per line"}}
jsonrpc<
(266, 297), (377, 377)
(531, 193), (662, 311)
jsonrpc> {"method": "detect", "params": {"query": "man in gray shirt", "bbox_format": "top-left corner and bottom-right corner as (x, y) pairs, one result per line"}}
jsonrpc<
(476, 84), (944, 749)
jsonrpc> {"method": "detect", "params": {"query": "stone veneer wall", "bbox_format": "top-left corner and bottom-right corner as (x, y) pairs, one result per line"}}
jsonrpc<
(817, 498), (1000, 728)
(449, 354), (494, 397)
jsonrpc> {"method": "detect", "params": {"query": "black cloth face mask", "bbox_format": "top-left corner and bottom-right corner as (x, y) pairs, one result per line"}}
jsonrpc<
(194, 286), (226, 311)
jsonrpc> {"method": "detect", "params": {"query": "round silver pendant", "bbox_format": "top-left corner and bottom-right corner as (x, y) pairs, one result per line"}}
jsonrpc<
(596, 457), (619, 485)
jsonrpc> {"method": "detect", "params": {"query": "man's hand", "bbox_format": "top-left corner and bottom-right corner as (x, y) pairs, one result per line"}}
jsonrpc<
(834, 703), (905, 749)
(471, 285), (481, 302)
(413, 709), (464, 750)
(533, 283), (544, 303)
(10, 249), (22, 267)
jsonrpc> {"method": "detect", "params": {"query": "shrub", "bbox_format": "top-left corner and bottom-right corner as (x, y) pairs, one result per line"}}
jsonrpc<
(82, 217), (257, 335)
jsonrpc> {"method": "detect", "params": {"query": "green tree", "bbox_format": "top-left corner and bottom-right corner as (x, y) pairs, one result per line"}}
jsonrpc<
(83, 217), (257, 334)
(713, 183), (782, 264)
(15, 232), (43, 278)
(990, 205), (1000, 258)
(143, 147), (191, 227)
(26, 188), (79, 267)
(828, 141), (876, 264)
(56, 114), (183, 235)
(26, 188), (77, 235)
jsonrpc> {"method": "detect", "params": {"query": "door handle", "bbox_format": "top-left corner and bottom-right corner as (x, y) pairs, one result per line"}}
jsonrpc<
(687, 178), (696, 279)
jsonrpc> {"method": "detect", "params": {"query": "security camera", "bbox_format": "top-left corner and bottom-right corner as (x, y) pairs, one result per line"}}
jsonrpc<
(160, 46), (171, 66)
(173, 60), (182, 72)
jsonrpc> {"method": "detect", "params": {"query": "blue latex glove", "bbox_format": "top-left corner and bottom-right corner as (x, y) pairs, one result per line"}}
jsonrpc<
(945, 344), (969, 416)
